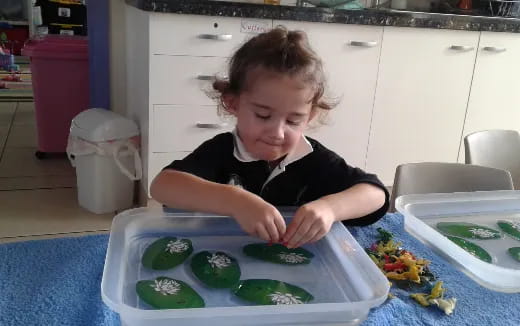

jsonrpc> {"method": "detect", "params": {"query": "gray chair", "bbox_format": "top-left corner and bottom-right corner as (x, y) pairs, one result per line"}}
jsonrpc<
(464, 129), (520, 189)
(389, 162), (514, 212)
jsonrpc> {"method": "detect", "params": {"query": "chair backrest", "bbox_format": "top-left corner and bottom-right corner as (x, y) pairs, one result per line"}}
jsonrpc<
(389, 162), (514, 212)
(464, 129), (520, 189)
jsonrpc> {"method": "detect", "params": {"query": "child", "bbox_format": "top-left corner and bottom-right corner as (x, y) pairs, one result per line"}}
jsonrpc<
(151, 27), (389, 249)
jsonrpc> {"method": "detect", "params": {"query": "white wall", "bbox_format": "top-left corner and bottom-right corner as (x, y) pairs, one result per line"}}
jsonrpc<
(109, 0), (127, 116)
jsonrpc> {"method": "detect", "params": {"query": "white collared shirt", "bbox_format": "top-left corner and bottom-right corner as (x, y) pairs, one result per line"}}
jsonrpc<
(232, 129), (314, 188)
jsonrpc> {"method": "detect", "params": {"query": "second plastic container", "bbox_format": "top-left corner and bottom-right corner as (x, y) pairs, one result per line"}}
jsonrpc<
(396, 190), (520, 293)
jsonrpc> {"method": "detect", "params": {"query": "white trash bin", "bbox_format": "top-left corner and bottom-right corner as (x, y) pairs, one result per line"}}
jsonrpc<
(67, 108), (142, 214)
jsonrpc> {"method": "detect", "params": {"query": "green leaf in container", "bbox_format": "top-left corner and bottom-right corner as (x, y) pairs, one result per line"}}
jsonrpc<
(136, 277), (205, 309)
(243, 243), (314, 265)
(190, 251), (241, 288)
(508, 247), (520, 262)
(437, 222), (501, 240)
(232, 279), (313, 305)
(447, 236), (493, 263)
(142, 237), (193, 270)
(497, 220), (520, 241)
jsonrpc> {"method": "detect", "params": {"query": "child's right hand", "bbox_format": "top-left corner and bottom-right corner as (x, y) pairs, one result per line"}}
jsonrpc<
(230, 190), (286, 242)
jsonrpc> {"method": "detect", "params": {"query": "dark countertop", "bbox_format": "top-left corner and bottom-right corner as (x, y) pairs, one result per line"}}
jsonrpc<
(125, 0), (520, 33)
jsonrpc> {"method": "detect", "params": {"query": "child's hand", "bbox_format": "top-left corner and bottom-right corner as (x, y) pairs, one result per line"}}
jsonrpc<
(231, 191), (286, 242)
(283, 200), (336, 248)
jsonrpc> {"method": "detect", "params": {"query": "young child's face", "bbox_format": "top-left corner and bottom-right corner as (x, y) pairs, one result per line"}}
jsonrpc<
(226, 70), (316, 161)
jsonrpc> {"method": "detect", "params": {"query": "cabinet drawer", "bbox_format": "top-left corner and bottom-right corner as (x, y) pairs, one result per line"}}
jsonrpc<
(150, 55), (228, 105)
(152, 105), (233, 152)
(148, 152), (189, 195)
(150, 14), (271, 56)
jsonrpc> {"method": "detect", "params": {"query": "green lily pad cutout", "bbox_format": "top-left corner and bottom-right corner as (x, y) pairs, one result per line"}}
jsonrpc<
(243, 243), (314, 265)
(142, 237), (193, 270)
(508, 247), (520, 262)
(447, 236), (493, 263)
(437, 222), (501, 240)
(497, 220), (520, 241)
(136, 277), (204, 309)
(190, 251), (241, 288)
(232, 279), (313, 305)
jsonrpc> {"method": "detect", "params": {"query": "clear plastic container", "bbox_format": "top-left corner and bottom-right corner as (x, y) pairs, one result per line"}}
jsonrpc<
(101, 208), (389, 326)
(396, 190), (520, 293)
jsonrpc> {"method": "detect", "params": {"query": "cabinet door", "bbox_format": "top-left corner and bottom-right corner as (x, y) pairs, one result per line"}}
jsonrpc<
(458, 32), (520, 162)
(366, 27), (479, 185)
(274, 21), (383, 169)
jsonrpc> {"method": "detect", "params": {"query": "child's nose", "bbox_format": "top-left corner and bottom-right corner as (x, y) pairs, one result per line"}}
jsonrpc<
(267, 121), (285, 140)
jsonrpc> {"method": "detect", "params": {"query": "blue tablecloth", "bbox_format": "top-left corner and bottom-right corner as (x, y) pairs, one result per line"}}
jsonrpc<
(0, 213), (518, 326)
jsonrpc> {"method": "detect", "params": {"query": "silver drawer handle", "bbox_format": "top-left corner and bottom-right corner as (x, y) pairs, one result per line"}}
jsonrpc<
(196, 75), (216, 81)
(450, 45), (475, 51)
(349, 41), (378, 47)
(198, 34), (233, 41)
(196, 122), (227, 129)
(483, 46), (507, 53)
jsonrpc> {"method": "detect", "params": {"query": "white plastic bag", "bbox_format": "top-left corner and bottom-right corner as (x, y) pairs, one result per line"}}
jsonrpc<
(66, 136), (142, 181)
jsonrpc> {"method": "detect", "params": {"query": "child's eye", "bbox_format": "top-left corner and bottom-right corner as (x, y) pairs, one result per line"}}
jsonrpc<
(255, 113), (270, 120)
(287, 120), (301, 126)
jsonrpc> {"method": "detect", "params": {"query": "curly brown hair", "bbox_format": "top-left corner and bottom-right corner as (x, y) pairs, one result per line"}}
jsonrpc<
(212, 26), (335, 118)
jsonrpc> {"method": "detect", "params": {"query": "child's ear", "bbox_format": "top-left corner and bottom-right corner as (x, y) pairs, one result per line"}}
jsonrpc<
(222, 94), (239, 116)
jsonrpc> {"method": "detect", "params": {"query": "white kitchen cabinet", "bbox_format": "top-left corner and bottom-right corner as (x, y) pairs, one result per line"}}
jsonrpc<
(274, 20), (383, 169)
(458, 32), (520, 162)
(125, 2), (520, 194)
(366, 27), (479, 185)
(125, 5), (273, 195)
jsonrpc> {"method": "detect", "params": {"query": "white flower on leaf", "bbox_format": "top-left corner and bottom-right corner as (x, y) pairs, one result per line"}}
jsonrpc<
(268, 292), (304, 305)
(278, 252), (308, 264)
(468, 228), (497, 238)
(510, 221), (520, 231)
(165, 239), (189, 254)
(208, 253), (231, 269)
(151, 279), (181, 296)
(467, 249), (479, 257)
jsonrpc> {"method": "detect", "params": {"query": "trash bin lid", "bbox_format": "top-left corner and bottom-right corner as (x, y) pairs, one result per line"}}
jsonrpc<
(70, 108), (139, 142)
(22, 35), (88, 60)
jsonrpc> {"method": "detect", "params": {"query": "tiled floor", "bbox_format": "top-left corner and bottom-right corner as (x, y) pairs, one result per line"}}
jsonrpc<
(0, 102), (115, 243)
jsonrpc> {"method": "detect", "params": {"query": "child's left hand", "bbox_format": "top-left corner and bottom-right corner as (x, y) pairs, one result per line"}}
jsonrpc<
(282, 199), (336, 249)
